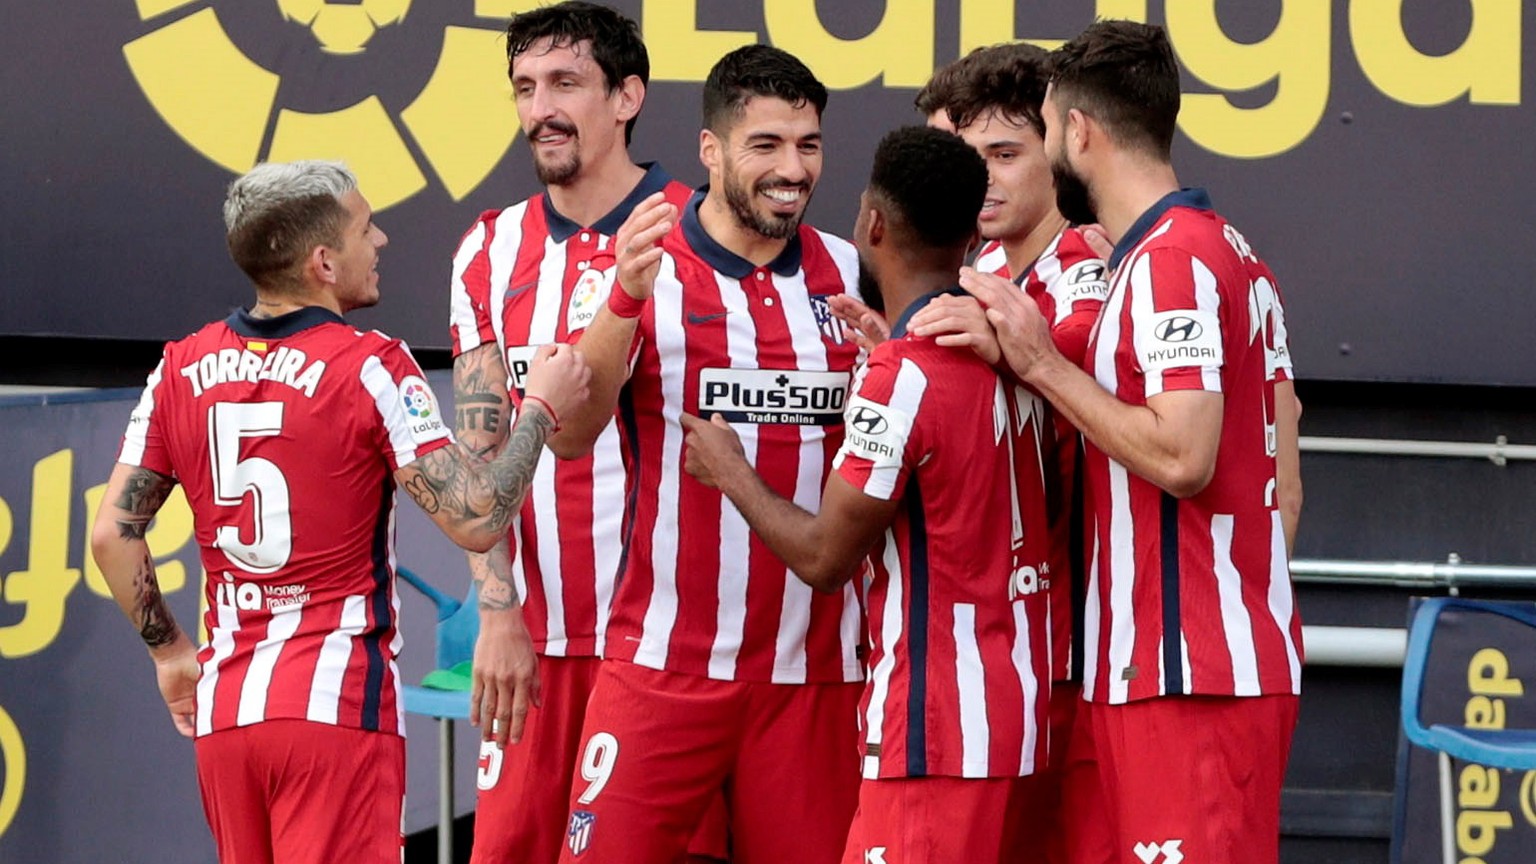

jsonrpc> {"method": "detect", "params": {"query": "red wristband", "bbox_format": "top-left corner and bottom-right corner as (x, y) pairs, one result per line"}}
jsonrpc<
(607, 284), (647, 319)
(522, 394), (560, 431)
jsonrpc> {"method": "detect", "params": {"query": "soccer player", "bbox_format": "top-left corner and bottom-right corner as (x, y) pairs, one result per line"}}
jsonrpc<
(680, 124), (1052, 864)
(443, 5), (712, 862)
(960, 21), (1303, 864)
(89, 160), (589, 864)
(906, 41), (1110, 864)
(548, 45), (864, 864)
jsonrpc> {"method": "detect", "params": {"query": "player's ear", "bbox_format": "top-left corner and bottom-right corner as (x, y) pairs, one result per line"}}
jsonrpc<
(865, 202), (886, 247)
(308, 244), (336, 286)
(699, 128), (721, 178)
(615, 74), (644, 124)
(1067, 107), (1092, 158)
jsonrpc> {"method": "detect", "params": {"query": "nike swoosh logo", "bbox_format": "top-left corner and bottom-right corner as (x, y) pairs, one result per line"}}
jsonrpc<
(686, 311), (730, 325)
(505, 282), (537, 300)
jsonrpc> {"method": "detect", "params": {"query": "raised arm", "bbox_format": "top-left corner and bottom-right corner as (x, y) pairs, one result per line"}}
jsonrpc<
(679, 413), (897, 592)
(90, 464), (200, 737)
(449, 342), (542, 746)
(548, 192), (676, 458)
(398, 343), (589, 552)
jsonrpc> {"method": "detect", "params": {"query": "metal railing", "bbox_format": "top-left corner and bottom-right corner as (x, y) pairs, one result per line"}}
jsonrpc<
(1299, 434), (1536, 466)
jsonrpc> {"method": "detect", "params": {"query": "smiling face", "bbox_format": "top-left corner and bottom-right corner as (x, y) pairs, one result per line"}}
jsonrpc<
(329, 189), (388, 312)
(957, 107), (1055, 243)
(510, 37), (627, 187)
(709, 95), (823, 240)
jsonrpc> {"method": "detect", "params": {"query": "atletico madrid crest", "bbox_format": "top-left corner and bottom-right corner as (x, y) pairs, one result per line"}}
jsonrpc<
(567, 810), (597, 856)
(809, 294), (846, 345)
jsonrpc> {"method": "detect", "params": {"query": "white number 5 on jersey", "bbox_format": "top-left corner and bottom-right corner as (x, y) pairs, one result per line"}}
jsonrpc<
(208, 402), (293, 574)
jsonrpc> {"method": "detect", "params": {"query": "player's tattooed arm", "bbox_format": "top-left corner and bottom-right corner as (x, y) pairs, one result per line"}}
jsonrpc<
(113, 465), (175, 540)
(453, 344), (512, 458)
(468, 541), (519, 611)
(398, 405), (558, 553)
(91, 463), (196, 657)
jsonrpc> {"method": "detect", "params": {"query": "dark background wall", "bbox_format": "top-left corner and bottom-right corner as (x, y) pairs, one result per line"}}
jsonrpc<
(3, 2), (1533, 863)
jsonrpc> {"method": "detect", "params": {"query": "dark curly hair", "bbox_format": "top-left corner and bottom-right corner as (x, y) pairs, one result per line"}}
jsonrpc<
(868, 126), (988, 250)
(703, 45), (828, 135)
(944, 42), (1051, 136)
(913, 47), (986, 119)
(505, 2), (649, 144)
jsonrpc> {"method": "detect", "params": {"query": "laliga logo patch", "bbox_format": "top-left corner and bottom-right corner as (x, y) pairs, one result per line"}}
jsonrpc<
(402, 380), (434, 418)
(568, 264), (615, 333)
(123, 1), (520, 210)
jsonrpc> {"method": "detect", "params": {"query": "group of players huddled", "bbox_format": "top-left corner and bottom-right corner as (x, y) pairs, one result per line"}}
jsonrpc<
(91, 3), (1303, 863)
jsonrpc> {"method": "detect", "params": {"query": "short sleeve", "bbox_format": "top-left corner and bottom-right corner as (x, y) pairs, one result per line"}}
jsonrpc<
(1127, 248), (1225, 398)
(449, 213), (500, 357)
(1044, 230), (1109, 368)
(118, 352), (176, 477)
(832, 350), (930, 502)
(359, 339), (455, 471)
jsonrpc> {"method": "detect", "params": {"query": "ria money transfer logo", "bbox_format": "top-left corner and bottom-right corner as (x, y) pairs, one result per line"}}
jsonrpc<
(123, 0), (532, 209)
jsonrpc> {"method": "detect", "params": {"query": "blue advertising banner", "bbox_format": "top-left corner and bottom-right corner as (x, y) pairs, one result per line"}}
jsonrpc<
(1394, 601), (1536, 863)
(0, 375), (481, 862)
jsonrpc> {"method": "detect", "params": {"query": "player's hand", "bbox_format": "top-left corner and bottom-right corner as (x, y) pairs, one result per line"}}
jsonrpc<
(958, 267), (1059, 381)
(152, 634), (199, 738)
(524, 343), (591, 425)
(827, 295), (890, 353)
(680, 413), (746, 490)
(614, 192), (676, 302)
(908, 294), (1001, 365)
(1080, 223), (1114, 260)
(471, 608), (541, 749)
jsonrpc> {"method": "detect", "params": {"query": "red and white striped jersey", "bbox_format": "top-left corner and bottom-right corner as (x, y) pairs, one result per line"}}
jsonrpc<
(604, 189), (865, 684)
(972, 239), (1007, 274)
(834, 294), (1053, 779)
(118, 307), (454, 737)
(978, 228), (1110, 684)
(1081, 188), (1303, 705)
(448, 164), (690, 657)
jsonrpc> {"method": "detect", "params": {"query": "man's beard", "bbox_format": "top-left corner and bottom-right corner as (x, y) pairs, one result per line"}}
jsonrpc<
(856, 259), (885, 315)
(530, 121), (581, 187)
(1051, 151), (1098, 227)
(722, 161), (807, 240)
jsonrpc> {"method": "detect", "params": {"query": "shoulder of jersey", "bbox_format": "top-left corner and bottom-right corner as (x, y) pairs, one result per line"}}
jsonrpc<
(1055, 227), (1105, 267)
(804, 226), (858, 272)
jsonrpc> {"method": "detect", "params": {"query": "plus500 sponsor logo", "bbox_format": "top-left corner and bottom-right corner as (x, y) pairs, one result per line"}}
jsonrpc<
(697, 368), (850, 426)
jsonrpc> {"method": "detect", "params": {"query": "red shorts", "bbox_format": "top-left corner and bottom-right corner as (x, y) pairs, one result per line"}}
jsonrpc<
(841, 776), (1018, 864)
(1078, 694), (1300, 864)
(195, 719), (404, 864)
(471, 655), (729, 863)
(555, 659), (862, 864)
(1002, 681), (1088, 864)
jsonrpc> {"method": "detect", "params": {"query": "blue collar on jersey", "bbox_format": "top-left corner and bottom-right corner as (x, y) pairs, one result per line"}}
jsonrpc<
(1108, 187), (1213, 271)
(680, 186), (804, 280)
(226, 306), (345, 338)
(541, 162), (674, 243)
(889, 286), (966, 338)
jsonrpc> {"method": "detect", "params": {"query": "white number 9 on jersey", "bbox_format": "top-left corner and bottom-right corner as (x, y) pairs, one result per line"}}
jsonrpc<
(208, 402), (294, 574)
(576, 731), (619, 805)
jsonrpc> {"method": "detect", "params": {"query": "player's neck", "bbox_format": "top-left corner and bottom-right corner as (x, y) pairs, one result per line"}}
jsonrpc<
(250, 291), (338, 319)
(1002, 212), (1068, 277)
(884, 262), (963, 327)
(697, 190), (793, 267)
(545, 157), (646, 228)
(1095, 159), (1180, 247)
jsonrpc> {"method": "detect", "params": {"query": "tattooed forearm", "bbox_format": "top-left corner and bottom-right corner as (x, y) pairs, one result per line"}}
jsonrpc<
(453, 345), (512, 458)
(114, 467), (175, 539)
(468, 545), (520, 612)
(133, 552), (179, 648)
(403, 404), (557, 546)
